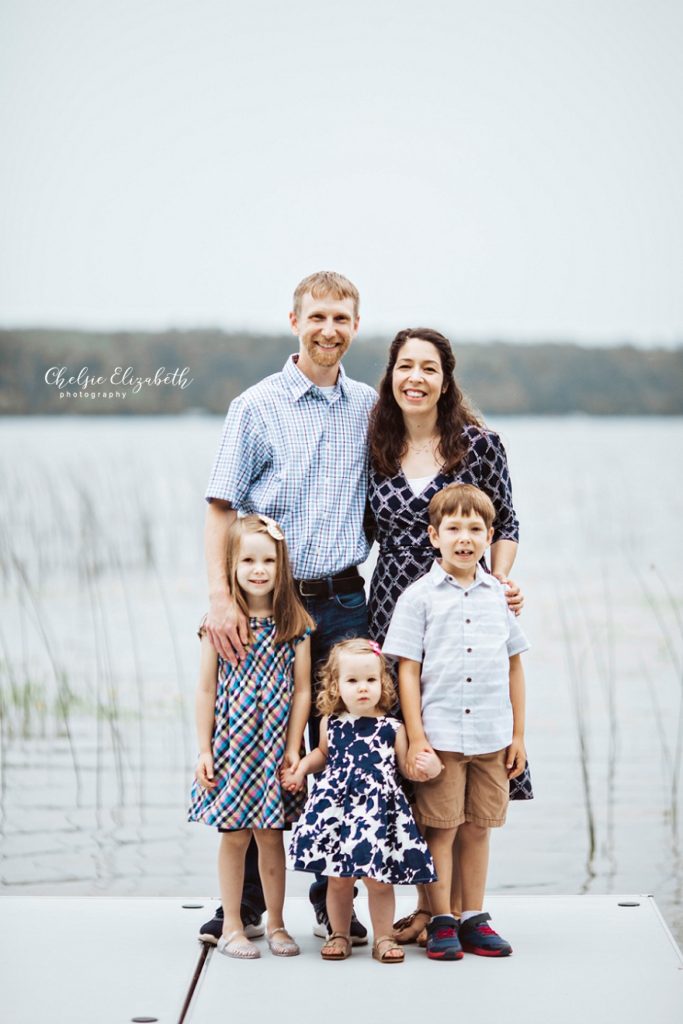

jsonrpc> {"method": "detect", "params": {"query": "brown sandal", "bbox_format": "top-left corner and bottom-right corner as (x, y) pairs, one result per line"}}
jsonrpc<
(321, 932), (352, 960)
(392, 908), (431, 945)
(372, 935), (405, 964)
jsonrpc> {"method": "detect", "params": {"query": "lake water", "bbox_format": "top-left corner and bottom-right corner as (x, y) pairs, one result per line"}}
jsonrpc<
(1, 415), (682, 942)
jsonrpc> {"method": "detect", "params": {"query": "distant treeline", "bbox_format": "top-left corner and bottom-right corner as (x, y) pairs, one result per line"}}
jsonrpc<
(2, 328), (682, 415)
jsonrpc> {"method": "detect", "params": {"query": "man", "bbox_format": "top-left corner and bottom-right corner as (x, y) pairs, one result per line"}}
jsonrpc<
(199, 271), (376, 946)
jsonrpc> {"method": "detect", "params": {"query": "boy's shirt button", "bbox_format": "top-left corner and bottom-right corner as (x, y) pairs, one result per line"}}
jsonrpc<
(465, 708), (471, 714)
(467, 647), (472, 653)
(466, 677), (472, 682)
(466, 618), (471, 623)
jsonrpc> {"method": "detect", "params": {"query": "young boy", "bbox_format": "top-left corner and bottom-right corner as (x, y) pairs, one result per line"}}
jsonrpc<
(383, 483), (529, 961)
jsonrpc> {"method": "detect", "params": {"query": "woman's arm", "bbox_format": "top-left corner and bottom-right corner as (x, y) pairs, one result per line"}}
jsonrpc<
(491, 539), (523, 615)
(284, 636), (312, 771)
(195, 635), (219, 789)
(476, 431), (524, 614)
(490, 539), (518, 578)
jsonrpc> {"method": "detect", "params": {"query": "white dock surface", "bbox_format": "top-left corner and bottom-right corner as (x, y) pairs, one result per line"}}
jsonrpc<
(1, 895), (681, 1023)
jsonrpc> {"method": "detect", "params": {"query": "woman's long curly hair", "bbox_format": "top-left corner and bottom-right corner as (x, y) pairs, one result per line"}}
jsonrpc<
(368, 327), (483, 478)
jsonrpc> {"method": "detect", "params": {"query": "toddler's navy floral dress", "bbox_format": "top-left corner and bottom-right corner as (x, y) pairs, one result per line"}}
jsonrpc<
(288, 713), (435, 884)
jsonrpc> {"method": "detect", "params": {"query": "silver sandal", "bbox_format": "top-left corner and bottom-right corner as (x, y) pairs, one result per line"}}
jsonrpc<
(217, 929), (261, 959)
(267, 926), (300, 957)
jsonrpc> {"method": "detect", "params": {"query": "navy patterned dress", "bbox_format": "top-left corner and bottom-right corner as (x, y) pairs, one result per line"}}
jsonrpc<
(368, 425), (520, 646)
(288, 714), (436, 884)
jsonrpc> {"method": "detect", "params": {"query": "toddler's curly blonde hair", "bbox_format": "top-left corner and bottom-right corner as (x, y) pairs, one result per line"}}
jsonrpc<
(316, 637), (396, 716)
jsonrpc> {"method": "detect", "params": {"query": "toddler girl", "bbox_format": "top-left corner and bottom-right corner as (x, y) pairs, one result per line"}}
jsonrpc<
(188, 514), (314, 960)
(282, 637), (440, 964)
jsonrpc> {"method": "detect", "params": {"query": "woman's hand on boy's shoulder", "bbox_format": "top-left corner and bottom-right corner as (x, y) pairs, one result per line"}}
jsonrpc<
(494, 574), (524, 616)
(195, 752), (216, 790)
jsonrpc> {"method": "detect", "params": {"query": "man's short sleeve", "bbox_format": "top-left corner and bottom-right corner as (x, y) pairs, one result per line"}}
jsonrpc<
(382, 588), (425, 663)
(205, 397), (268, 507)
(506, 608), (530, 657)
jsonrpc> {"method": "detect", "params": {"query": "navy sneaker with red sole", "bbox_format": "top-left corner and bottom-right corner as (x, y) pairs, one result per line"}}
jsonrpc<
(459, 912), (512, 957)
(425, 914), (463, 961)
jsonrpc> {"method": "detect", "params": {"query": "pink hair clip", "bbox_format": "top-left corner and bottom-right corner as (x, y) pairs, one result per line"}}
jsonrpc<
(257, 514), (285, 541)
(368, 640), (382, 657)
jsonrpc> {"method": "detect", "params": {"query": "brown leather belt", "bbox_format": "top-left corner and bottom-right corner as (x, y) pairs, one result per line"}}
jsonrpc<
(295, 567), (364, 599)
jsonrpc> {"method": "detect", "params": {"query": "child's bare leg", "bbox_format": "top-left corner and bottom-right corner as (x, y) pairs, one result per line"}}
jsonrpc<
(457, 822), (490, 911)
(325, 876), (354, 947)
(415, 883), (429, 909)
(450, 834), (463, 918)
(365, 878), (402, 960)
(218, 829), (253, 945)
(253, 829), (286, 931)
(425, 826), (458, 916)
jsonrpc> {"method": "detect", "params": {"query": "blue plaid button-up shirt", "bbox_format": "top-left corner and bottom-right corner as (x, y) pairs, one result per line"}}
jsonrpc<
(206, 355), (377, 580)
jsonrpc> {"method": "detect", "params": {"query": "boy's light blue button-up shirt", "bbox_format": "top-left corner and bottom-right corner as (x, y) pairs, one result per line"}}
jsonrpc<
(383, 561), (530, 755)
(206, 355), (376, 581)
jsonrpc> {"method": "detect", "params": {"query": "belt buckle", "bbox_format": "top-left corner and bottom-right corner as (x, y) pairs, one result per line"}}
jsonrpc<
(297, 579), (317, 598)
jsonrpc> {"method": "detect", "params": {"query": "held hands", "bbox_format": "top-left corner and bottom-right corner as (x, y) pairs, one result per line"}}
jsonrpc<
(195, 752), (216, 790)
(205, 593), (250, 665)
(506, 736), (526, 779)
(493, 574), (524, 616)
(282, 748), (301, 775)
(406, 739), (438, 781)
(414, 749), (443, 780)
(280, 762), (306, 793)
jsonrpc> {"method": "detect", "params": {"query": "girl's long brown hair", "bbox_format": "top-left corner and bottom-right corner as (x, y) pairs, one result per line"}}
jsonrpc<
(368, 328), (483, 478)
(226, 515), (315, 644)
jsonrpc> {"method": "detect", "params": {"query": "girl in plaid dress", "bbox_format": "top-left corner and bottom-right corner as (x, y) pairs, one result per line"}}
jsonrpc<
(188, 515), (314, 960)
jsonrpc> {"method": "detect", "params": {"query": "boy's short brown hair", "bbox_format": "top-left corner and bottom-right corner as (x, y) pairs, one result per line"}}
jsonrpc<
(428, 483), (495, 531)
(292, 271), (360, 318)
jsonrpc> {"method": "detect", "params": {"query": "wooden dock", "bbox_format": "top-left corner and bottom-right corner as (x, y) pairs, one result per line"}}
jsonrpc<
(1, 895), (681, 1022)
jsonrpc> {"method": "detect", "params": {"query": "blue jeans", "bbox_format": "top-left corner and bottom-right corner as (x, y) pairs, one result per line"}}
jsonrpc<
(243, 586), (369, 911)
(304, 587), (369, 750)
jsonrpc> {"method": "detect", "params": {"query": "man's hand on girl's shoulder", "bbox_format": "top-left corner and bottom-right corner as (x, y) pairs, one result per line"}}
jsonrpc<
(493, 574), (524, 616)
(206, 593), (250, 663)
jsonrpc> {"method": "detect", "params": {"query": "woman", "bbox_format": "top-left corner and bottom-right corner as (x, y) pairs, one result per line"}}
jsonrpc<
(368, 327), (521, 643)
(366, 327), (527, 945)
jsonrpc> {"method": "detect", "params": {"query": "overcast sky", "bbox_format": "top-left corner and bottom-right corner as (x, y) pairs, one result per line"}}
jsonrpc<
(1, 0), (682, 344)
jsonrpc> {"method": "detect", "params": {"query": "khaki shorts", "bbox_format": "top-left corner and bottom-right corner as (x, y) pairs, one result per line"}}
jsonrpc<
(414, 748), (509, 829)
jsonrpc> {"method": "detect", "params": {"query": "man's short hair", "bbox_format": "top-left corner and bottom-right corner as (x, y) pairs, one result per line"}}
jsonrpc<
(292, 271), (360, 319)
(428, 483), (495, 531)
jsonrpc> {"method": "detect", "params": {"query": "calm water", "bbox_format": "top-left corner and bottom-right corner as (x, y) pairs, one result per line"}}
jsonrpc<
(1, 416), (682, 941)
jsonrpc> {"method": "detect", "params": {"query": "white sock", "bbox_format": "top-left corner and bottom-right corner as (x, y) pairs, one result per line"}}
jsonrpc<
(460, 910), (483, 924)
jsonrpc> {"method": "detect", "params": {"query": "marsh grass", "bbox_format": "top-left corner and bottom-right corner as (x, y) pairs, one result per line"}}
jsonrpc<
(633, 563), (683, 836)
(0, 439), (201, 838)
(558, 597), (597, 888)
